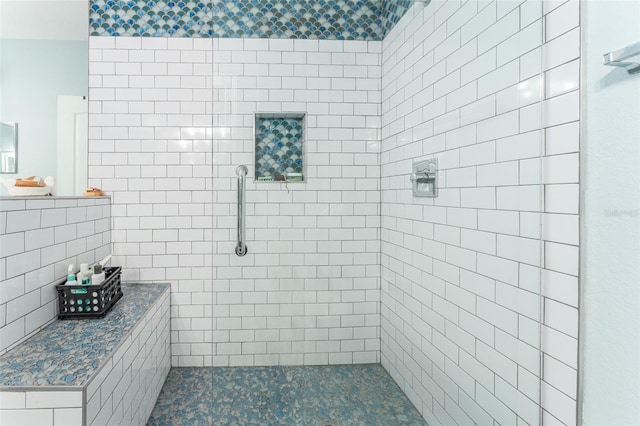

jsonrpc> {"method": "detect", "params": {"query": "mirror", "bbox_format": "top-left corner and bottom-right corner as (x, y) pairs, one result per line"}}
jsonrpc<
(0, 122), (17, 173)
(0, 0), (88, 195)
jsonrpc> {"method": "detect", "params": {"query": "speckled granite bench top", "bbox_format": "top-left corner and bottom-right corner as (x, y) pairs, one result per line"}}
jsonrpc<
(0, 283), (169, 389)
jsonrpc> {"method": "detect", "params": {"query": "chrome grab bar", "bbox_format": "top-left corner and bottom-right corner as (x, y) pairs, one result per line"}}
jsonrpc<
(235, 165), (248, 256)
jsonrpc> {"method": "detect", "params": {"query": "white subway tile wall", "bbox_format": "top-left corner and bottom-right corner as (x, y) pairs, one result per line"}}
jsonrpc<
(88, 37), (383, 367)
(0, 390), (83, 426)
(380, 0), (579, 425)
(541, 0), (580, 424)
(0, 197), (112, 354)
(86, 289), (170, 426)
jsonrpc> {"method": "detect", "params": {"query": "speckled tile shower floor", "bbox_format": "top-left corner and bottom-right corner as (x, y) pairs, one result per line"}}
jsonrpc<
(147, 364), (427, 425)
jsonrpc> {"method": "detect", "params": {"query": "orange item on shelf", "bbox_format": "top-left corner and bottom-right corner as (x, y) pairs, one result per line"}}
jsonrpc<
(83, 187), (105, 196)
(15, 176), (45, 187)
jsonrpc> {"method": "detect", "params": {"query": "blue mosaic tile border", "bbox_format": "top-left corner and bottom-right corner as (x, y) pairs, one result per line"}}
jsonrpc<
(89, 1), (412, 39)
(381, 0), (412, 35)
(255, 115), (304, 181)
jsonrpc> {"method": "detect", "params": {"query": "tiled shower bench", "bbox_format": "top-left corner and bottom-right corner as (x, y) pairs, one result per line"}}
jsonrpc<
(0, 283), (170, 426)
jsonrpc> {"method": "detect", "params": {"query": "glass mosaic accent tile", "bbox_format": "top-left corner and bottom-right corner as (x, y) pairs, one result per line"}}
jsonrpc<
(380, 0), (412, 35)
(255, 114), (304, 181)
(148, 365), (427, 425)
(0, 283), (169, 387)
(89, 1), (412, 39)
(90, 1), (212, 37)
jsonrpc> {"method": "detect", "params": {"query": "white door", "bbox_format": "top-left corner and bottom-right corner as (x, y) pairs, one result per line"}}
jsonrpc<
(57, 96), (88, 196)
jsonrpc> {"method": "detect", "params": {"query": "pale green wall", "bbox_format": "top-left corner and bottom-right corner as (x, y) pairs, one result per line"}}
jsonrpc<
(580, 1), (640, 424)
(0, 39), (87, 182)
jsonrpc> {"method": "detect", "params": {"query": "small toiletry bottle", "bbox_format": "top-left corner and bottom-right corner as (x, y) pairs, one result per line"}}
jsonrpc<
(91, 264), (105, 285)
(79, 263), (92, 285)
(77, 263), (85, 283)
(66, 264), (77, 285)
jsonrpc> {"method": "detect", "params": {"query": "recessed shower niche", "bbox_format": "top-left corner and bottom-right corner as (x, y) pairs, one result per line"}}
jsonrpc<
(254, 113), (305, 183)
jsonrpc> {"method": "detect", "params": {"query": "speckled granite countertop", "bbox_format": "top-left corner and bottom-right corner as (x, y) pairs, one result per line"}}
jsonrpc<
(0, 283), (169, 388)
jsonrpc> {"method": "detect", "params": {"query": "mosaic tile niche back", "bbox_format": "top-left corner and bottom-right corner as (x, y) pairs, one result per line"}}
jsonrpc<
(255, 114), (304, 182)
(89, 0), (412, 39)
